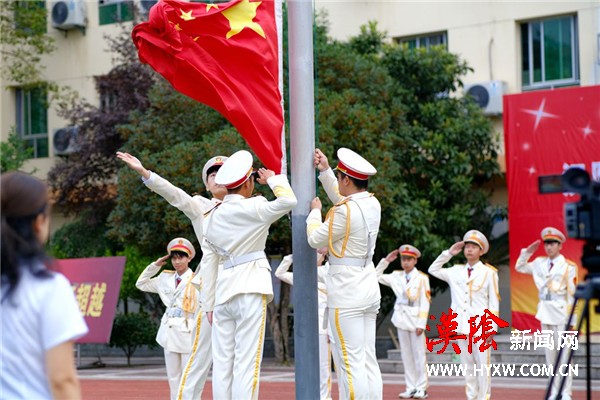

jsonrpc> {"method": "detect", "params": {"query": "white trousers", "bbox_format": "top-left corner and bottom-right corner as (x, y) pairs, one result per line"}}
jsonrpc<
(164, 349), (191, 400)
(176, 311), (212, 400)
(330, 333), (348, 400)
(212, 293), (267, 400)
(458, 340), (490, 400)
(397, 329), (428, 392)
(542, 323), (573, 399)
(319, 332), (333, 400)
(329, 301), (382, 400)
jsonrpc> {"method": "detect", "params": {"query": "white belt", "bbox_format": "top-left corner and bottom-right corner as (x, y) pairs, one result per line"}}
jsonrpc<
(167, 307), (184, 318)
(328, 256), (369, 267)
(396, 299), (416, 307)
(223, 251), (267, 269)
(540, 293), (564, 301)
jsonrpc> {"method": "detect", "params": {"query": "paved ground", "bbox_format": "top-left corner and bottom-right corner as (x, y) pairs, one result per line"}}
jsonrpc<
(78, 357), (599, 399)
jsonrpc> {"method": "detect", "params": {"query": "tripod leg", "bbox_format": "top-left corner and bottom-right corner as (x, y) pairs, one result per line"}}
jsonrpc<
(545, 295), (586, 400)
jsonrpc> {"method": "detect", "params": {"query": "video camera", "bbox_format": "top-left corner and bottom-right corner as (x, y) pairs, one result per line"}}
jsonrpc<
(539, 167), (600, 271)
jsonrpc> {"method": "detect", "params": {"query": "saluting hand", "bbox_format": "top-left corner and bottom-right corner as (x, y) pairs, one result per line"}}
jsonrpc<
(314, 149), (330, 172)
(449, 241), (465, 256)
(526, 240), (541, 253)
(385, 249), (399, 263)
(154, 254), (170, 267)
(116, 151), (151, 179)
(256, 168), (274, 184)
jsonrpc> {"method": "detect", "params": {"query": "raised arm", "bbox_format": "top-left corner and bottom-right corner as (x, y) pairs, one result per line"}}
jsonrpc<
(515, 240), (539, 275)
(255, 169), (298, 224)
(375, 250), (399, 287)
(314, 149), (344, 204)
(135, 255), (168, 293)
(428, 242), (462, 282)
(274, 254), (294, 286)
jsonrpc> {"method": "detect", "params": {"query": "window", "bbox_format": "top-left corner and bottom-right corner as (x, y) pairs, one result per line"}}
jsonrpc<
(521, 15), (579, 89)
(99, 0), (134, 25)
(16, 87), (49, 158)
(395, 32), (447, 49)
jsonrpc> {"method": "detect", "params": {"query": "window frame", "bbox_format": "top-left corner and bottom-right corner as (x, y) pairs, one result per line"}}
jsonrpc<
(394, 31), (448, 50)
(15, 86), (49, 159)
(98, 0), (134, 26)
(521, 14), (579, 90)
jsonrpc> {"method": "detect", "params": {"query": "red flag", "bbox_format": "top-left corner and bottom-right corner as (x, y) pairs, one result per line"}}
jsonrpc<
(132, 0), (285, 173)
(504, 85), (600, 332)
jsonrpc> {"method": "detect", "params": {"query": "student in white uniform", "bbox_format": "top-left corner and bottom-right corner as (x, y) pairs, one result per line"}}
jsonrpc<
(375, 244), (430, 399)
(117, 152), (227, 399)
(428, 230), (500, 400)
(307, 147), (383, 400)
(515, 226), (578, 400)
(275, 248), (334, 400)
(200, 150), (297, 400)
(136, 238), (198, 400)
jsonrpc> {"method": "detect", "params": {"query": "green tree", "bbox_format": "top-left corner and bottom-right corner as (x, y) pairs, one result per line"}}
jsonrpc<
(0, 128), (35, 173)
(109, 312), (158, 366)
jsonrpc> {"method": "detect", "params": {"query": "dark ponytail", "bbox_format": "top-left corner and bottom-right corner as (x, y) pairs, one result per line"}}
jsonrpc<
(1, 172), (53, 302)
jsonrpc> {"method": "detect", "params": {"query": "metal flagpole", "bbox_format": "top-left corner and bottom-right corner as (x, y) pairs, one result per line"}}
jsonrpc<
(288, 0), (320, 398)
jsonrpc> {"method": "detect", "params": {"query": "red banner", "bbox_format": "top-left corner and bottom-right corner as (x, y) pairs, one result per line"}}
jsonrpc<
(504, 85), (600, 332)
(56, 257), (126, 343)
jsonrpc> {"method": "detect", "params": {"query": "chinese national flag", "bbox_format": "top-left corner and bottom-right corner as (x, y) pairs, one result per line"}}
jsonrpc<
(132, 0), (285, 173)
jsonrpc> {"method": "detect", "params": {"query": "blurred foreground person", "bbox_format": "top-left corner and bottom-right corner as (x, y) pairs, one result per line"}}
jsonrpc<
(1, 171), (88, 399)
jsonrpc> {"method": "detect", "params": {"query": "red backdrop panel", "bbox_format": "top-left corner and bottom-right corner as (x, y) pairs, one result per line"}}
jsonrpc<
(504, 85), (600, 332)
(56, 257), (126, 343)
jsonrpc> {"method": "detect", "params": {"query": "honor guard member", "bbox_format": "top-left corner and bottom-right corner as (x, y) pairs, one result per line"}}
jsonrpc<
(136, 238), (198, 400)
(515, 227), (578, 400)
(275, 250), (335, 400)
(428, 230), (500, 400)
(200, 150), (297, 400)
(307, 148), (383, 400)
(117, 152), (227, 399)
(375, 245), (430, 399)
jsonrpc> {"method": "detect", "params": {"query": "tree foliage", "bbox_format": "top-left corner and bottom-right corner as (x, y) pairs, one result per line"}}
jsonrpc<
(109, 312), (158, 366)
(0, 128), (35, 173)
(0, 0), (54, 86)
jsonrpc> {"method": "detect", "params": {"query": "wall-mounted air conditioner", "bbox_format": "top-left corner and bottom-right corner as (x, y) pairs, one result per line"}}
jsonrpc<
(51, 0), (87, 31)
(53, 126), (79, 156)
(464, 80), (507, 116)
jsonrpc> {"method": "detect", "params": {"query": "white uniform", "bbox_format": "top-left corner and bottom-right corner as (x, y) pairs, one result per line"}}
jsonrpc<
(143, 172), (215, 400)
(307, 168), (382, 400)
(136, 265), (197, 400)
(201, 174), (297, 400)
(375, 260), (430, 394)
(275, 255), (333, 400)
(428, 250), (500, 400)
(515, 251), (578, 400)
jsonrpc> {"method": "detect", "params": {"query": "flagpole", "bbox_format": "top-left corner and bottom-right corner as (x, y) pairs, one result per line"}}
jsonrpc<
(288, 0), (320, 398)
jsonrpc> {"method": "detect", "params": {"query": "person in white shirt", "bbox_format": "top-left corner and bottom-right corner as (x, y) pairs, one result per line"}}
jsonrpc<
(376, 244), (430, 399)
(275, 248), (335, 400)
(428, 230), (500, 400)
(307, 147), (383, 400)
(117, 151), (227, 399)
(136, 238), (198, 400)
(200, 150), (297, 400)
(1, 171), (88, 400)
(515, 226), (578, 400)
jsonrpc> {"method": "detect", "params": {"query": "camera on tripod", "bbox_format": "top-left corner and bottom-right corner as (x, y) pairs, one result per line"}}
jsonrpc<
(538, 167), (600, 241)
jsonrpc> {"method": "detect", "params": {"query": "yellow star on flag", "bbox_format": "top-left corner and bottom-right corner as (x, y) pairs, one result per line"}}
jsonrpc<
(180, 10), (195, 21)
(206, 4), (220, 12)
(222, 0), (265, 39)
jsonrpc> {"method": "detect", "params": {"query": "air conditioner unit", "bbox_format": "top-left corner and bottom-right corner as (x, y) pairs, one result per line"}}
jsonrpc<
(53, 126), (79, 156)
(51, 0), (87, 30)
(138, 0), (158, 15)
(464, 80), (507, 116)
